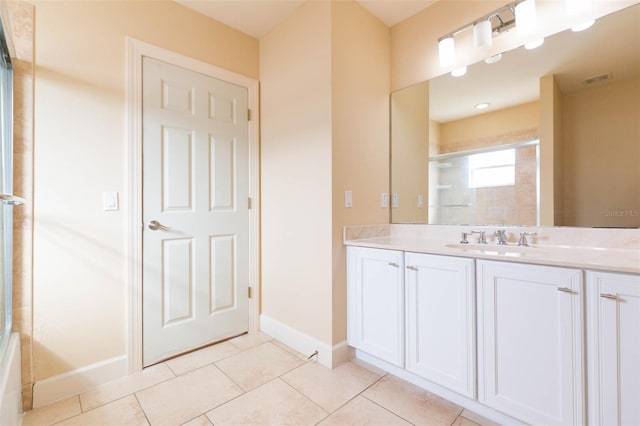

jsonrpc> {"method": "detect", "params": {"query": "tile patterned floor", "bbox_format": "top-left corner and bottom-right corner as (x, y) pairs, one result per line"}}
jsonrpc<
(22, 332), (498, 426)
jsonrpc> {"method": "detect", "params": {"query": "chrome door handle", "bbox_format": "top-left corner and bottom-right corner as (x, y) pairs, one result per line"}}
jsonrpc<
(148, 220), (169, 231)
(388, 262), (400, 268)
(0, 194), (25, 206)
(557, 287), (573, 294)
(600, 293), (617, 300)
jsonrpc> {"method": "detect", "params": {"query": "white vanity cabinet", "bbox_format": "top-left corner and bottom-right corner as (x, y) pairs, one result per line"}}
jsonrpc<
(587, 271), (640, 426)
(404, 253), (476, 398)
(347, 246), (405, 367)
(476, 260), (585, 426)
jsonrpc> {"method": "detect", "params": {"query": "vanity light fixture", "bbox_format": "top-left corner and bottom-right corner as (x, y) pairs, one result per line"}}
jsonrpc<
(515, 0), (536, 35)
(475, 102), (490, 110)
(571, 19), (595, 32)
(524, 38), (544, 50)
(438, 0), (536, 67)
(451, 66), (467, 77)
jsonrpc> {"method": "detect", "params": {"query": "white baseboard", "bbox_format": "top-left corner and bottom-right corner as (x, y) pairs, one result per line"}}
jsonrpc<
(32, 355), (128, 408)
(260, 314), (349, 369)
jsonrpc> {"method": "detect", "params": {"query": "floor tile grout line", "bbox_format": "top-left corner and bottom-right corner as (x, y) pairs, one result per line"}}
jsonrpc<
(276, 360), (390, 425)
(41, 394), (81, 426)
(133, 392), (152, 426)
(275, 375), (331, 421)
(359, 392), (418, 426)
(448, 407), (466, 426)
(48, 394), (139, 426)
(77, 363), (178, 413)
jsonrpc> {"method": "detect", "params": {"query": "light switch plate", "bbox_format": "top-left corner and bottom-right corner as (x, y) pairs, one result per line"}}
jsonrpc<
(103, 191), (119, 211)
(392, 193), (399, 208)
(381, 193), (388, 208)
(345, 190), (353, 208)
(418, 194), (424, 208)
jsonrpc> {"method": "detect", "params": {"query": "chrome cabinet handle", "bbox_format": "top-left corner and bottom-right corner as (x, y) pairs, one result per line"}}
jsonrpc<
(0, 194), (25, 206)
(148, 220), (169, 231)
(406, 266), (418, 271)
(557, 287), (573, 293)
(600, 293), (617, 300)
(388, 262), (399, 268)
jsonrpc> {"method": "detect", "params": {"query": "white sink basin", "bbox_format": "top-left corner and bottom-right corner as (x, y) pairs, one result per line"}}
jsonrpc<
(445, 243), (543, 257)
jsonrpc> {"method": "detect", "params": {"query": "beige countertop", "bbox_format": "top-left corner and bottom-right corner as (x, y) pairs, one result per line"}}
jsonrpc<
(344, 225), (640, 275)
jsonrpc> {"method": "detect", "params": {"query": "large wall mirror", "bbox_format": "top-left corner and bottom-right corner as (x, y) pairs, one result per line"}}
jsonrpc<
(390, 3), (639, 227)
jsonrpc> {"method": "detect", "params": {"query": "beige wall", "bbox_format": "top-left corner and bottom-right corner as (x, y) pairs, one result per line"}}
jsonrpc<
(561, 76), (640, 227)
(331, 1), (390, 343)
(539, 74), (562, 226)
(31, 0), (258, 382)
(260, 1), (334, 345)
(261, 0), (389, 349)
(390, 82), (429, 223)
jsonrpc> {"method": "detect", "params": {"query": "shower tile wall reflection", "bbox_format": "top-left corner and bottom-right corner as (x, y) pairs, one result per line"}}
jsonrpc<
(429, 144), (538, 226)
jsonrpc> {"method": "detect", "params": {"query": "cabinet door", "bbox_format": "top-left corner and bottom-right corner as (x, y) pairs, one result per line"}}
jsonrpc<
(347, 247), (404, 367)
(477, 260), (584, 425)
(405, 253), (475, 397)
(587, 271), (640, 426)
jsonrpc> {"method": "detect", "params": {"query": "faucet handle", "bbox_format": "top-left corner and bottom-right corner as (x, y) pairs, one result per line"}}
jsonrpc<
(460, 232), (470, 244)
(471, 230), (488, 244)
(518, 232), (537, 247)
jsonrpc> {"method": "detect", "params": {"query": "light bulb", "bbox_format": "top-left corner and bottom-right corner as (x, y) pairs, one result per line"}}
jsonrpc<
(439, 37), (455, 67)
(524, 38), (544, 50)
(451, 66), (467, 77)
(572, 19), (595, 32)
(474, 20), (492, 49)
(515, 0), (536, 35)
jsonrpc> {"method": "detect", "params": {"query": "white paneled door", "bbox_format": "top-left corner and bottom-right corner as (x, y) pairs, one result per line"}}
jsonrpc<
(142, 57), (249, 366)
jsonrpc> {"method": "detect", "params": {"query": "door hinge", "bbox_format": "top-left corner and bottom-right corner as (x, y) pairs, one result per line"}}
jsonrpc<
(248, 286), (253, 299)
(248, 197), (252, 209)
(247, 109), (252, 121)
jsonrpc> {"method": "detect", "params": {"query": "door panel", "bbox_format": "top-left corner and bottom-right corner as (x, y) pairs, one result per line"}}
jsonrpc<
(142, 56), (249, 366)
(162, 127), (193, 211)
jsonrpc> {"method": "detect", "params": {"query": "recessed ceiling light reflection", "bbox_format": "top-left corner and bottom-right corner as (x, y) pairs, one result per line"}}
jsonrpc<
(524, 38), (544, 50)
(475, 102), (490, 110)
(572, 19), (595, 32)
(484, 53), (503, 64)
(451, 66), (467, 77)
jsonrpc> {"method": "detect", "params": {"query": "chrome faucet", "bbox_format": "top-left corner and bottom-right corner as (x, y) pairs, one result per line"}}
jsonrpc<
(471, 230), (488, 244)
(494, 229), (508, 245)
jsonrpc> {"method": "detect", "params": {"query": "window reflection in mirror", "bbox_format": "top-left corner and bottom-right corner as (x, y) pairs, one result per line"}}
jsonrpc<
(428, 142), (539, 225)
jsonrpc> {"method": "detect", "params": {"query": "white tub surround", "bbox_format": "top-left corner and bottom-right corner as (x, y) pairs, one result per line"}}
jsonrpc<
(0, 334), (22, 425)
(344, 224), (640, 274)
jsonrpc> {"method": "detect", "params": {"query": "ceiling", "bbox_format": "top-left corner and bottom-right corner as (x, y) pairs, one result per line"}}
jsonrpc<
(175, 0), (437, 38)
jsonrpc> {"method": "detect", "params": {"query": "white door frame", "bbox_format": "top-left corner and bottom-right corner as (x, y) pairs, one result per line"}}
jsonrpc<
(125, 37), (260, 373)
